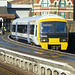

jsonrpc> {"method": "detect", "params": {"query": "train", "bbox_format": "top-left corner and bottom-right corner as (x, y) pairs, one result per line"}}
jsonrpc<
(10, 14), (69, 50)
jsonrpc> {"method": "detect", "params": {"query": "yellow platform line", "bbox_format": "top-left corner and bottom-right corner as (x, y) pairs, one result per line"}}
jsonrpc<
(39, 52), (46, 55)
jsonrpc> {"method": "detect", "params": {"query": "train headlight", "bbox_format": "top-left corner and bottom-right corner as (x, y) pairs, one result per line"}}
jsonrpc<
(60, 39), (67, 42)
(40, 39), (49, 42)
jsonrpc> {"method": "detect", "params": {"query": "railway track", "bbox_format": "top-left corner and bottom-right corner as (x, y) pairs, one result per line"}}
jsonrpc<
(0, 61), (37, 75)
(1, 33), (75, 57)
(9, 33), (75, 54)
(0, 61), (25, 75)
(0, 33), (75, 67)
(0, 33), (75, 75)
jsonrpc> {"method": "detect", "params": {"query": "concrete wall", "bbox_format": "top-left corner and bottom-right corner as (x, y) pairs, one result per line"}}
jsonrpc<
(0, 48), (75, 75)
(68, 21), (75, 32)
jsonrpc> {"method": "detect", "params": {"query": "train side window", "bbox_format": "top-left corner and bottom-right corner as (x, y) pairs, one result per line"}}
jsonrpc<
(30, 25), (34, 35)
(17, 25), (27, 33)
(23, 25), (27, 33)
(21, 25), (25, 33)
(17, 25), (19, 33)
(12, 25), (15, 32)
(18, 25), (21, 33)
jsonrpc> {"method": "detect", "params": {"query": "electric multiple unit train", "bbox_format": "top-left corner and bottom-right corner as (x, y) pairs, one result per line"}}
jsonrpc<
(11, 14), (69, 50)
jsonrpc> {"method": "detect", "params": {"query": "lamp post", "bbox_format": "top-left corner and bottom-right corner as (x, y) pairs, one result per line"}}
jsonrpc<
(32, 0), (34, 16)
(28, 0), (32, 16)
(50, 0), (52, 14)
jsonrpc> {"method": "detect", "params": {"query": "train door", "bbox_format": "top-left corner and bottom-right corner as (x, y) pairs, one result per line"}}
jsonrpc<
(34, 24), (39, 45)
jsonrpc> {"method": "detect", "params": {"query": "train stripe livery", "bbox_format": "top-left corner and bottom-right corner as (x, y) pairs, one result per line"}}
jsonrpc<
(11, 14), (69, 50)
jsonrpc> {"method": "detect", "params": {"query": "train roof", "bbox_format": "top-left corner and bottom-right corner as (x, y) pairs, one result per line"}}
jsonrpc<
(12, 14), (66, 25)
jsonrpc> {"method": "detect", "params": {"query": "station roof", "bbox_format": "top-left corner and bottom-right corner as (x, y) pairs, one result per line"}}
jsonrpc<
(0, 14), (15, 19)
(0, 7), (15, 19)
(7, 4), (32, 8)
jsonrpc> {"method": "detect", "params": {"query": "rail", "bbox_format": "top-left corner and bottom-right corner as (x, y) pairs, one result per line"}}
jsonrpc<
(0, 61), (24, 75)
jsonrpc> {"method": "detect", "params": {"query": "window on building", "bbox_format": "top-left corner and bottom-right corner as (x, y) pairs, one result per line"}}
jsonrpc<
(21, 2), (23, 4)
(41, 12), (44, 15)
(59, 0), (66, 8)
(68, 12), (71, 19)
(59, 12), (66, 18)
(55, 11), (57, 14)
(69, 3), (71, 8)
(55, 2), (57, 7)
(41, 11), (49, 15)
(61, 0), (64, 3)
(41, 0), (49, 8)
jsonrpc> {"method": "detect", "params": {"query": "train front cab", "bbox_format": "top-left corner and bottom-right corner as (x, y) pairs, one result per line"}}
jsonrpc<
(38, 18), (68, 50)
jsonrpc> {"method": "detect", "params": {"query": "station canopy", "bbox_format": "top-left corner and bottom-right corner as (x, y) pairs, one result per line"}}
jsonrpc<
(0, 7), (15, 19)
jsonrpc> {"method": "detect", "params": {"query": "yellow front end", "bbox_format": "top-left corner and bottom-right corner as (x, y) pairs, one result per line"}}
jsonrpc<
(39, 38), (68, 50)
(38, 18), (68, 50)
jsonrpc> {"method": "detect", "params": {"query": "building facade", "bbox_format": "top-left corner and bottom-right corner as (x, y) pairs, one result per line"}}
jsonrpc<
(33, 0), (73, 21)
(9, 0), (74, 21)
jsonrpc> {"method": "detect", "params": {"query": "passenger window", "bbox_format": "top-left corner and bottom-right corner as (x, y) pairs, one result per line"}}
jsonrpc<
(18, 25), (22, 33)
(23, 25), (27, 33)
(12, 25), (15, 32)
(30, 25), (34, 34)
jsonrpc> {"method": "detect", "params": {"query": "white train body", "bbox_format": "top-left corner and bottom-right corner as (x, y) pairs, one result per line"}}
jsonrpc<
(11, 14), (68, 50)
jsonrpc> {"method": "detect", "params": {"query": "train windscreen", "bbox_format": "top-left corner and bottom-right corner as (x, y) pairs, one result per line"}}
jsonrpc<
(40, 21), (67, 34)
(54, 22), (67, 33)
